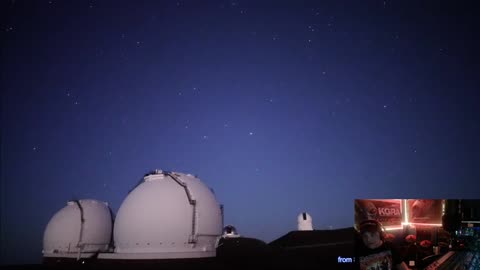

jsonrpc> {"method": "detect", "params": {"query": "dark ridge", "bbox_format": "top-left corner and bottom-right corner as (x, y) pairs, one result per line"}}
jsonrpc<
(269, 227), (356, 247)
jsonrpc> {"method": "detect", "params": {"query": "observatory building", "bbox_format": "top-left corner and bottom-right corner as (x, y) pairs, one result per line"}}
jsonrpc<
(43, 169), (223, 263)
(104, 170), (223, 260)
(222, 225), (240, 238)
(42, 199), (113, 259)
(297, 212), (314, 231)
(43, 169), (358, 268)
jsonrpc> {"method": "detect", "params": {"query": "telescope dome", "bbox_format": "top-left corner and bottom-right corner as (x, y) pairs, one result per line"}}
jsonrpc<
(43, 199), (113, 256)
(297, 212), (314, 231)
(113, 170), (223, 259)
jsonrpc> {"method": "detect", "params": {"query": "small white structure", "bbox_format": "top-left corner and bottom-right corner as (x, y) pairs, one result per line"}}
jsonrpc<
(43, 199), (113, 257)
(222, 225), (240, 238)
(297, 212), (314, 231)
(109, 170), (223, 259)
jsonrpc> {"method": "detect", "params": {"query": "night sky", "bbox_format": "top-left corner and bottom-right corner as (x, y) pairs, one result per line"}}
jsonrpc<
(1, 0), (478, 265)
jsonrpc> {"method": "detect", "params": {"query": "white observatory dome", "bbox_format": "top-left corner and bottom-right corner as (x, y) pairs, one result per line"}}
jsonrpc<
(113, 170), (223, 259)
(43, 199), (113, 256)
(297, 212), (314, 231)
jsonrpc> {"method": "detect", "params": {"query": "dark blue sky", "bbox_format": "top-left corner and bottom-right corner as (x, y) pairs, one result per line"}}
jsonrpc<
(1, 0), (478, 265)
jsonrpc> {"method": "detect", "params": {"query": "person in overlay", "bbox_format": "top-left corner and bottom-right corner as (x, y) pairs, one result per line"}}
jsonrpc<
(356, 220), (410, 270)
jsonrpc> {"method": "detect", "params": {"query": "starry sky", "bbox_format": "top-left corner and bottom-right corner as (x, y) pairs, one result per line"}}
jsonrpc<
(1, 0), (479, 265)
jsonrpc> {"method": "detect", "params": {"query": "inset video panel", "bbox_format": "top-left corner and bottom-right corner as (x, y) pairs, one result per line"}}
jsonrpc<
(354, 199), (480, 270)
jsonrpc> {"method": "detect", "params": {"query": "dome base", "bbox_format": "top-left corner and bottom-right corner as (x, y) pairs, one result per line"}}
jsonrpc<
(98, 251), (216, 260)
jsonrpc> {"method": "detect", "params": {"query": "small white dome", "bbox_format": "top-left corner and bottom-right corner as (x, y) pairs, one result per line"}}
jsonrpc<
(113, 170), (223, 258)
(43, 199), (113, 255)
(297, 212), (314, 231)
(222, 225), (240, 238)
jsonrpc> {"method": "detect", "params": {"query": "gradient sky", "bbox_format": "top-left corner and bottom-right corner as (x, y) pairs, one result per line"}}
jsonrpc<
(1, 0), (478, 265)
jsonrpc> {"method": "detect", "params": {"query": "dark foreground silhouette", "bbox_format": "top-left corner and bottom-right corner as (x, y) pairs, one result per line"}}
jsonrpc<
(3, 228), (358, 270)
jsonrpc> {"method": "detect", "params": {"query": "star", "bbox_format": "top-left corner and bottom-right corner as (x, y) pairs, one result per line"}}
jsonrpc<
(383, 105), (388, 109)
(249, 132), (254, 136)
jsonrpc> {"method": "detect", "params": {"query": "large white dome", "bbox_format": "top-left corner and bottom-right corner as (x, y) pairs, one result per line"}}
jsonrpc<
(43, 199), (113, 256)
(113, 170), (223, 258)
